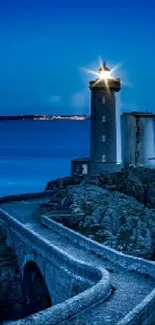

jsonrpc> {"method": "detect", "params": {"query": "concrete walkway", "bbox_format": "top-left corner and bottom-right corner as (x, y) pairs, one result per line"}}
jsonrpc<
(1, 199), (155, 325)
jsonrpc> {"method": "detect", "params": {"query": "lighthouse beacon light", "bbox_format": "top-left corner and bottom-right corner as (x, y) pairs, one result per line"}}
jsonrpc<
(98, 62), (112, 80)
(82, 60), (120, 88)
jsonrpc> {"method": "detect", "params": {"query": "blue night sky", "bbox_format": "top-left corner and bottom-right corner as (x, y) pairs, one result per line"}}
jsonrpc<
(0, 0), (155, 115)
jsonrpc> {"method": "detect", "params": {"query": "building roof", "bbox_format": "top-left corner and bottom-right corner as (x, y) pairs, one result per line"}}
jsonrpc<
(71, 157), (90, 162)
(98, 61), (110, 73)
(122, 111), (155, 117)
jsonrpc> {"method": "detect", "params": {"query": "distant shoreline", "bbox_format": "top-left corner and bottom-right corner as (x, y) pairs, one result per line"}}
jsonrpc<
(0, 115), (90, 121)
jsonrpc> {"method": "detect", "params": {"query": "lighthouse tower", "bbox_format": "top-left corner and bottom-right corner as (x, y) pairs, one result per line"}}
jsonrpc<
(89, 62), (122, 175)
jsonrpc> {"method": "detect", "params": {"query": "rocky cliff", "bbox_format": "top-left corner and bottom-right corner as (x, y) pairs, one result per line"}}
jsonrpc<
(45, 167), (155, 208)
(44, 167), (155, 260)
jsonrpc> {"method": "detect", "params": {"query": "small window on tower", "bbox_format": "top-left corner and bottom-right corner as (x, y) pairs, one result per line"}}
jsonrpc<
(102, 155), (106, 162)
(82, 164), (88, 175)
(102, 135), (106, 142)
(136, 118), (140, 127)
(102, 116), (106, 122)
(99, 96), (106, 104)
(101, 96), (106, 104)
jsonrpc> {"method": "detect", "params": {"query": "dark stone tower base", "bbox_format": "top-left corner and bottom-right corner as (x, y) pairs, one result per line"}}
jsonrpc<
(89, 162), (122, 175)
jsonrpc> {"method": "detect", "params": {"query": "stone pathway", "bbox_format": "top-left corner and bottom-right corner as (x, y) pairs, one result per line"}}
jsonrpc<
(1, 199), (155, 325)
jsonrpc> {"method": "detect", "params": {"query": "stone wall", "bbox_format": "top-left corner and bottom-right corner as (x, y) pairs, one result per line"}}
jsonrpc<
(1, 190), (155, 325)
(41, 215), (155, 325)
(0, 190), (54, 204)
(41, 216), (155, 277)
(0, 207), (110, 325)
(117, 290), (155, 325)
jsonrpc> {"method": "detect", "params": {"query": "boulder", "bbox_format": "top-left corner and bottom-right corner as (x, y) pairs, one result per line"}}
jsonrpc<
(44, 167), (155, 259)
(98, 167), (155, 207)
(147, 183), (155, 208)
(45, 167), (155, 208)
(113, 173), (146, 204)
(58, 184), (155, 259)
(45, 176), (83, 191)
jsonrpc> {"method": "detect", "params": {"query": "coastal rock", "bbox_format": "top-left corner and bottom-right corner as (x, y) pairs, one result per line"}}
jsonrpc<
(58, 184), (155, 259)
(147, 183), (155, 208)
(45, 167), (155, 208)
(44, 167), (155, 259)
(45, 176), (82, 191)
(98, 167), (155, 207)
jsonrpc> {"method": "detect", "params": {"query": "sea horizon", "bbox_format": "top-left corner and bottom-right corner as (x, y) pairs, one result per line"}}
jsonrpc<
(0, 114), (90, 121)
(0, 119), (90, 197)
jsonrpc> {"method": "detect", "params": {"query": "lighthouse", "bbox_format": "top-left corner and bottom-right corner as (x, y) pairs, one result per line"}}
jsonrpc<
(89, 62), (122, 174)
(71, 61), (122, 177)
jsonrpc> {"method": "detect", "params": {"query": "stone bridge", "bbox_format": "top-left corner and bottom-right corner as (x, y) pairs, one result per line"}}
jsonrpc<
(1, 191), (155, 325)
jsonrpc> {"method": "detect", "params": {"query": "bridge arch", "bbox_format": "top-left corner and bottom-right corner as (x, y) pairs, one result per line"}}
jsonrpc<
(22, 260), (52, 316)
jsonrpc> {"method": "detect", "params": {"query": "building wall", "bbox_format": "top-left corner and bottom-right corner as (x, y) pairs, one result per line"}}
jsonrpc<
(90, 89), (116, 162)
(89, 88), (121, 174)
(89, 161), (122, 173)
(116, 94), (122, 164)
(71, 158), (89, 176)
(140, 117), (155, 167)
(122, 113), (155, 168)
(122, 114), (136, 167)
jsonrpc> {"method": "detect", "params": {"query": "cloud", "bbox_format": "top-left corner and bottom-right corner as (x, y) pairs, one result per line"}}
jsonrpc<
(70, 89), (89, 114)
(48, 95), (61, 104)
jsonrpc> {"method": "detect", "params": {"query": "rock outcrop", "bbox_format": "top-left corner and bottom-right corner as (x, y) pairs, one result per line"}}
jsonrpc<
(45, 167), (155, 208)
(44, 167), (155, 260)
(0, 228), (24, 321)
(45, 176), (82, 191)
(44, 183), (155, 260)
(98, 167), (155, 207)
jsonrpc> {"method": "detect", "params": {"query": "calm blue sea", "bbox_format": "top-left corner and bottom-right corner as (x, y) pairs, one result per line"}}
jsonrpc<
(0, 120), (90, 196)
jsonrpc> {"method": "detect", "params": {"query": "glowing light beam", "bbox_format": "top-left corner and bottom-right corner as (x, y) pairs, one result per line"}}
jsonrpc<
(80, 60), (121, 90)
(80, 59), (131, 89)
